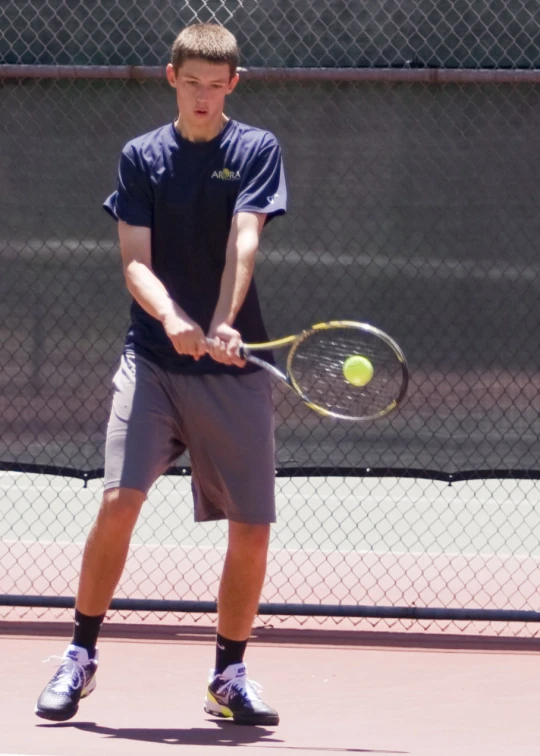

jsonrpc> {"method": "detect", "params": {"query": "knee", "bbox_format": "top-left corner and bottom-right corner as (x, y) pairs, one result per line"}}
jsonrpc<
(228, 522), (271, 557)
(97, 487), (145, 531)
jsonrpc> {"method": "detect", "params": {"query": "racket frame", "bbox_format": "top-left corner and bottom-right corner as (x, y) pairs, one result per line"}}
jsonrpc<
(241, 320), (409, 421)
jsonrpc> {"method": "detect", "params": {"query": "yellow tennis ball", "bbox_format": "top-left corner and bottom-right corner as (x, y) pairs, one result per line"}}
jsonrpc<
(342, 355), (374, 387)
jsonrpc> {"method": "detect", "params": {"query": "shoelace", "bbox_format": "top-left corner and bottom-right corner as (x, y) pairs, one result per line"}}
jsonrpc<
(42, 655), (86, 694)
(216, 674), (264, 703)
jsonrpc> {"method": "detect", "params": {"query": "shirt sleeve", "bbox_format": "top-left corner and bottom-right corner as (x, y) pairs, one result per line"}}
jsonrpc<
(234, 134), (287, 223)
(102, 145), (153, 227)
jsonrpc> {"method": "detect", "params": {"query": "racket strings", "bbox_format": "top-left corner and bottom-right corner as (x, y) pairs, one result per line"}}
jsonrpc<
(289, 329), (405, 420)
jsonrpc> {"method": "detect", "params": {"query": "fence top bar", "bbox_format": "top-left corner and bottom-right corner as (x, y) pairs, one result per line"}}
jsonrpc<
(1, 65), (540, 84)
(3, 461), (540, 483)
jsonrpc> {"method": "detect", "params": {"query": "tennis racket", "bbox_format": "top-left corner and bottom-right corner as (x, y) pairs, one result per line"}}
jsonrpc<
(213, 320), (409, 421)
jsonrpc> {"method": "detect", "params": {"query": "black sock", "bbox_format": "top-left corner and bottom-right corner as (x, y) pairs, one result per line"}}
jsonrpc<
(72, 609), (105, 658)
(215, 633), (249, 674)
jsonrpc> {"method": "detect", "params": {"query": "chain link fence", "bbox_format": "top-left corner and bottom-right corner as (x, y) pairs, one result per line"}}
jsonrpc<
(1, 3), (540, 636)
(1, 0), (540, 68)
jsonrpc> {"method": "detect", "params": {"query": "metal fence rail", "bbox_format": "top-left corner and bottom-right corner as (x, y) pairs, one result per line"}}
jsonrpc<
(1, 3), (540, 635)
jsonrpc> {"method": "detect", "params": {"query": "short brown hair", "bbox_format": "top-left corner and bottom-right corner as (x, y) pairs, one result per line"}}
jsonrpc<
(171, 23), (239, 76)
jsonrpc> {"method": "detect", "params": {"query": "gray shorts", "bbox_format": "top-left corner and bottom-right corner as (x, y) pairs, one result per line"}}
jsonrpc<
(104, 351), (276, 523)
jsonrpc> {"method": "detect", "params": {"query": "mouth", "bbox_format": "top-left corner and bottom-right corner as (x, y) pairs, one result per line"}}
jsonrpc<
(194, 107), (208, 117)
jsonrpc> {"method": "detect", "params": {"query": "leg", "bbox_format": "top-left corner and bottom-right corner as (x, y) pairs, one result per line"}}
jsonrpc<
(76, 352), (184, 617)
(184, 370), (275, 646)
(206, 520), (278, 726)
(34, 487), (144, 722)
(184, 373), (278, 725)
(35, 352), (184, 722)
(76, 487), (145, 616)
(217, 521), (271, 640)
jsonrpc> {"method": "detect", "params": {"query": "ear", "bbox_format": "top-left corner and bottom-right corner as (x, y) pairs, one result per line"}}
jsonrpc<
(227, 72), (240, 95)
(166, 63), (177, 88)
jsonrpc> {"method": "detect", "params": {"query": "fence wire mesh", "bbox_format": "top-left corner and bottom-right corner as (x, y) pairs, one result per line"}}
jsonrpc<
(1, 0), (540, 69)
(1, 3), (540, 636)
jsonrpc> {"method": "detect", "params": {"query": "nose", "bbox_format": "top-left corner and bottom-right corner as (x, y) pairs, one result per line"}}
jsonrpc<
(196, 85), (209, 102)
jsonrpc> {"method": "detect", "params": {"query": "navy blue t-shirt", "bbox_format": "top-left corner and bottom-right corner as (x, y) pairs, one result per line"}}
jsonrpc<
(103, 119), (287, 374)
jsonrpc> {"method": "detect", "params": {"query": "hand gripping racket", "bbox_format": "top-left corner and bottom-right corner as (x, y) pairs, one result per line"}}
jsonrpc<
(217, 320), (409, 421)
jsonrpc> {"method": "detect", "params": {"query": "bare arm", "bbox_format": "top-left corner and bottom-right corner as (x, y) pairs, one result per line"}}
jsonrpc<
(207, 211), (266, 366)
(118, 221), (206, 359)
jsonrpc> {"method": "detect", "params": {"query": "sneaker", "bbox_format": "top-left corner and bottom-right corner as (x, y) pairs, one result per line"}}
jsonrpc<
(35, 644), (98, 721)
(204, 663), (279, 726)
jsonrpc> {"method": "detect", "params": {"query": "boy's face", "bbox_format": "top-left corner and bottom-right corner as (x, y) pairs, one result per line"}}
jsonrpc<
(166, 58), (239, 126)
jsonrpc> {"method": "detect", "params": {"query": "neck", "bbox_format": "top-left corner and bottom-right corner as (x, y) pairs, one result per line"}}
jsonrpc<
(175, 114), (229, 143)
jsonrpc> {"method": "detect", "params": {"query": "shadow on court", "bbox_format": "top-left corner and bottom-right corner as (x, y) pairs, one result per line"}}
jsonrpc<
(37, 720), (407, 753)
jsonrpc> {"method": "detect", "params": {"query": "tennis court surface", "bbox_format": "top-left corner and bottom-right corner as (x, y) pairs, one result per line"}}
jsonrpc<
(1, 623), (540, 756)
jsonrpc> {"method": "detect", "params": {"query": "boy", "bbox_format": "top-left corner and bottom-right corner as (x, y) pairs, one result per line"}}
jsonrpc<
(35, 22), (286, 727)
